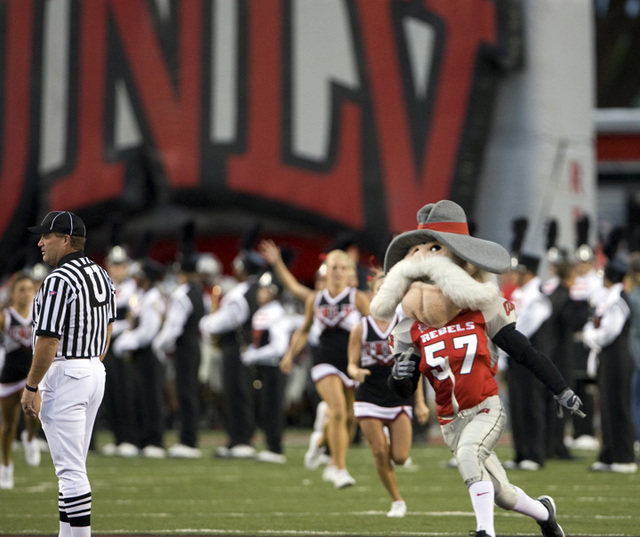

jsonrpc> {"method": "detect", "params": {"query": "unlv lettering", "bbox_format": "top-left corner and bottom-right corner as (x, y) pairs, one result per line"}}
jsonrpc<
(317, 303), (356, 323)
(7, 324), (31, 348)
(0, 0), (35, 250)
(318, 305), (339, 320)
(359, 0), (500, 231)
(364, 340), (389, 359)
(0, 1), (519, 273)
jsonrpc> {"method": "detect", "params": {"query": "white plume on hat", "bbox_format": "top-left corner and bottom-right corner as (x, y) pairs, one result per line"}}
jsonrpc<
(371, 255), (499, 321)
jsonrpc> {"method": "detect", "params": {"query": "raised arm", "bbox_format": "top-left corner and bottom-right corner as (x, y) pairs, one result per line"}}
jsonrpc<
(258, 239), (313, 302)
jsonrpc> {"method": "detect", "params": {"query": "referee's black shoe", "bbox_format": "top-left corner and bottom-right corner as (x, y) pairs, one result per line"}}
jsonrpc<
(537, 495), (565, 537)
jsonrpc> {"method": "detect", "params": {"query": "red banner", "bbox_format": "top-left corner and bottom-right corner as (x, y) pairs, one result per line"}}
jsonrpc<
(0, 0), (521, 275)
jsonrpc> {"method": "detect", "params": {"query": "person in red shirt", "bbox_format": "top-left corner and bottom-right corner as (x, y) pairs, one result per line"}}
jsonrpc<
(371, 200), (584, 537)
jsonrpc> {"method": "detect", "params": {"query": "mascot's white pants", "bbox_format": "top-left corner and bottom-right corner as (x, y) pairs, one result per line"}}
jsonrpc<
(441, 395), (518, 510)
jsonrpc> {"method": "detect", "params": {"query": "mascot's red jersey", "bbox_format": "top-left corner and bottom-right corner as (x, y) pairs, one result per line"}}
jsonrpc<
(390, 298), (517, 424)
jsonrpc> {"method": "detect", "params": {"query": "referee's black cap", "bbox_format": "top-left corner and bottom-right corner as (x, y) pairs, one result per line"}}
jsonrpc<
(28, 211), (86, 237)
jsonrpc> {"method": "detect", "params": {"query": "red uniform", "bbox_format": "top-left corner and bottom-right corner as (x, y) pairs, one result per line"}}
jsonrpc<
(391, 298), (516, 424)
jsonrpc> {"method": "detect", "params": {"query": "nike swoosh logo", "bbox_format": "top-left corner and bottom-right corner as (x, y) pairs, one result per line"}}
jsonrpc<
(477, 492), (490, 496)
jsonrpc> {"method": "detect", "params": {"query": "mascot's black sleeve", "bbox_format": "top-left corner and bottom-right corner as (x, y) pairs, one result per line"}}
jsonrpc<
(493, 323), (568, 395)
(387, 353), (422, 398)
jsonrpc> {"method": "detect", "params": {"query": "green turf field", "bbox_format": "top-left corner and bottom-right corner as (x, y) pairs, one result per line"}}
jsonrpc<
(1, 430), (638, 536)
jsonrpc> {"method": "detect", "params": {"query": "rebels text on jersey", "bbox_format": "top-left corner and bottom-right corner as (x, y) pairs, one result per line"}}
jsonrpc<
(391, 298), (517, 423)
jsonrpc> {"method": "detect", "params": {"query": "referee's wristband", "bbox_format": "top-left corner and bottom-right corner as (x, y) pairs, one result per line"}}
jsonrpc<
(25, 383), (38, 393)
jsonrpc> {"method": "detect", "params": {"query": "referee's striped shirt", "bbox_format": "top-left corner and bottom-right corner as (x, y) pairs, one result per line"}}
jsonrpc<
(33, 251), (116, 358)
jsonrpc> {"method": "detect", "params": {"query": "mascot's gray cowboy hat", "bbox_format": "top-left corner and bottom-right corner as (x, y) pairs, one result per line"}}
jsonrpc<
(383, 200), (511, 274)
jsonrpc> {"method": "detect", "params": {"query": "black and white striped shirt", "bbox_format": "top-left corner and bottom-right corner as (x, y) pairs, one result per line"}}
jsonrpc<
(33, 251), (116, 359)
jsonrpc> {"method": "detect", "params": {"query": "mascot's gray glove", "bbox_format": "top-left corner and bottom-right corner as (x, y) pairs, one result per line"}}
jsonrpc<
(554, 388), (586, 418)
(391, 349), (417, 380)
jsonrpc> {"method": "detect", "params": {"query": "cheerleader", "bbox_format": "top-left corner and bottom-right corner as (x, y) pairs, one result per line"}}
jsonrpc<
(0, 273), (39, 489)
(347, 271), (429, 517)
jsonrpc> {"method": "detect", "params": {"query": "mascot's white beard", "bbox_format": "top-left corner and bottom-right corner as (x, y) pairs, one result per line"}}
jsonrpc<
(370, 254), (500, 321)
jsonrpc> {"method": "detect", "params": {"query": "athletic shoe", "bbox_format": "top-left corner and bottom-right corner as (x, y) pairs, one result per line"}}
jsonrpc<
(502, 460), (519, 470)
(322, 464), (338, 482)
(391, 456), (418, 471)
(589, 461), (611, 472)
(572, 434), (599, 451)
(402, 456), (414, 467)
(256, 450), (286, 464)
(468, 531), (490, 537)
(101, 443), (117, 456)
(214, 446), (231, 458)
(116, 442), (140, 458)
(228, 444), (257, 459)
(386, 500), (407, 518)
(313, 401), (329, 432)
(168, 444), (202, 459)
(333, 468), (355, 489)
(304, 431), (325, 470)
(141, 445), (166, 459)
(537, 495), (565, 537)
(519, 459), (541, 471)
(22, 431), (41, 467)
(0, 464), (14, 489)
(610, 462), (638, 474)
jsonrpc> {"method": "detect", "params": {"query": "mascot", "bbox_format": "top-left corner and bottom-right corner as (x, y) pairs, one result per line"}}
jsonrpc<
(371, 200), (583, 537)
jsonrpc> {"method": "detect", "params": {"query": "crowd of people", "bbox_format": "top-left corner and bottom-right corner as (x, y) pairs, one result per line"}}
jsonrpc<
(499, 227), (639, 475)
(0, 206), (639, 534)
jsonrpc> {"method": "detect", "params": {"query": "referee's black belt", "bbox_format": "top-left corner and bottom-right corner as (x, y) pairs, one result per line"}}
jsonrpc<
(65, 357), (91, 360)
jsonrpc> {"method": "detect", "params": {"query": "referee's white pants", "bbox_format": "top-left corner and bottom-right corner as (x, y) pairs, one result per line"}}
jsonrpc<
(39, 358), (106, 499)
(441, 395), (518, 509)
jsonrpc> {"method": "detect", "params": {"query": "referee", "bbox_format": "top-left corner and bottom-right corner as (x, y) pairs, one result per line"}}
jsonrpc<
(21, 211), (116, 537)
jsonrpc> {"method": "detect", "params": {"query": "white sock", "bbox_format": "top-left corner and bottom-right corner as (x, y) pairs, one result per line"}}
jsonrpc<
(58, 521), (72, 537)
(69, 525), (91, 537)
(512, 486), (549, 521)
(468, 480), (495, 536)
